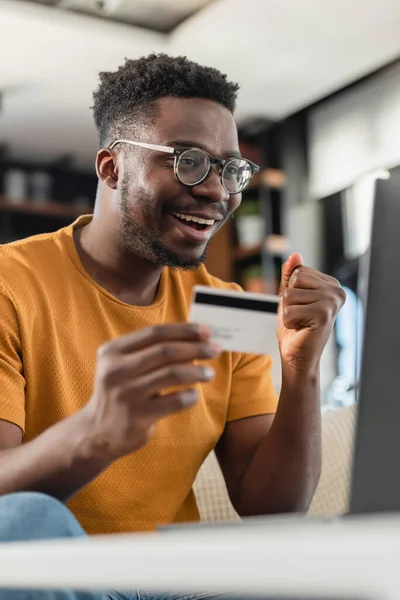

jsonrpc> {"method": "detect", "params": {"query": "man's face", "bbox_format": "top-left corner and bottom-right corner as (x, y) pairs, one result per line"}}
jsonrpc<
(112, 97), (242, 269)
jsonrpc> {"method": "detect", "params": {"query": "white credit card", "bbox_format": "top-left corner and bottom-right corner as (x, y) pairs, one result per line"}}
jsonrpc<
(189, 285), (280, 355)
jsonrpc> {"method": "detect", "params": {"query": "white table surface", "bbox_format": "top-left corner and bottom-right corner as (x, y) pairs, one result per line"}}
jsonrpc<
(0, 514), (399, 599)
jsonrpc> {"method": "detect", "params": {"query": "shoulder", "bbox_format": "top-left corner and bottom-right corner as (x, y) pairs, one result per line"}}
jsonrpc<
(0, 229), (65, 298)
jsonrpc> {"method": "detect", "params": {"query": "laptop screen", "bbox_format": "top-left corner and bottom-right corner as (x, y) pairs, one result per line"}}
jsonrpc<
(349, 165), (400, 514)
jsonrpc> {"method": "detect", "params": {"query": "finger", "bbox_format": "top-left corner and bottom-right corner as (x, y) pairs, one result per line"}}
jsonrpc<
(288, 271), (332, 291)
(151, 388), (200, 418)
(118, 363), (215, 402)
(102, 340), (220, 384)
(100, 323), (211, 357)
(283, 301), (332, 331)
(278, 252), (303, 295)
(289, 265), (341, 287)
(283, 288), (325, 306)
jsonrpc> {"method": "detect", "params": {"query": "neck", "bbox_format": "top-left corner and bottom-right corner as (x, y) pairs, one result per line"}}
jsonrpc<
(74, 212), (164, 307)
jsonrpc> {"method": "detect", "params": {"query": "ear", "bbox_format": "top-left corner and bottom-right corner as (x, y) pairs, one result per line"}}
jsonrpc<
(95, 149), (118, 190)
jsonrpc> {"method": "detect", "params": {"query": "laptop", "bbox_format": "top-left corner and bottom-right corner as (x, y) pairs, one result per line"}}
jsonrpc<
(349, 165), (400, 514)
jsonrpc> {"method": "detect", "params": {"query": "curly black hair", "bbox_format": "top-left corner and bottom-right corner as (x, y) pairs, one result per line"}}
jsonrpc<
(92, 53), (240, 146)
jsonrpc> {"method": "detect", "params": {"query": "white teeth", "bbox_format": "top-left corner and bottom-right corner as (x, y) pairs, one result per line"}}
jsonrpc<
(172, 212), (215, 226)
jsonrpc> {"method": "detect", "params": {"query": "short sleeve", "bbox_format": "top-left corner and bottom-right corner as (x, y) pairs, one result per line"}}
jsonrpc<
(0, 286), (25, 431)
(227, 352), (279, 423)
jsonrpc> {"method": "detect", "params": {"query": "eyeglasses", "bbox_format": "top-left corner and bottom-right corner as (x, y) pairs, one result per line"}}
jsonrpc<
(109, 139), (259, 194)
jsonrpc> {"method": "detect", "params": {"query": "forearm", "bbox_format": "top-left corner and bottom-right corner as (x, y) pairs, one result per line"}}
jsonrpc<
(239, 364), (321, 515)
(0, 408), (112, 502)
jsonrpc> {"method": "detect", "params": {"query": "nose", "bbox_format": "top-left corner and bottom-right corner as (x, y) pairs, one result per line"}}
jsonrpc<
(190, 167), (230, 204)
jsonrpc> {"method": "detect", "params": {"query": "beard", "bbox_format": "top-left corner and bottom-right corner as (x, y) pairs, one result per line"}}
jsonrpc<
(118, 180), (207, 270)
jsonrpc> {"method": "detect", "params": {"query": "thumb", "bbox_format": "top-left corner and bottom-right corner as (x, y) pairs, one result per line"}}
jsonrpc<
(279, 252), (304, 295)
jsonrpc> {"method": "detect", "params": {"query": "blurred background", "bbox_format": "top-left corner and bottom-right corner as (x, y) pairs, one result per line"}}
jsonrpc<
(1, 0), (400, 406)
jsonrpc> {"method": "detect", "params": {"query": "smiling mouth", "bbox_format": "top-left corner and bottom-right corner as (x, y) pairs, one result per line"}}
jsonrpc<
(171, 212), (216, 231)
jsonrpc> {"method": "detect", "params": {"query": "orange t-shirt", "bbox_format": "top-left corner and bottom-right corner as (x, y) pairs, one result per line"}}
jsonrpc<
(0, 216), (278, 534)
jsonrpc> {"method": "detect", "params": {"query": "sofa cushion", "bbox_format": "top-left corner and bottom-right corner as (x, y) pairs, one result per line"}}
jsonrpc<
(309, 404), (356, 515)
(194, 405), (356, 522)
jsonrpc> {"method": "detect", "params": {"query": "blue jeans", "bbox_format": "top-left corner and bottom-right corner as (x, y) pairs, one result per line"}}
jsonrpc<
(0, 493), (261, 600)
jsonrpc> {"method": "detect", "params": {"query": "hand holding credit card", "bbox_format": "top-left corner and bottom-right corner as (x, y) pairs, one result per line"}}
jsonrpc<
(189, 285), (279, 355)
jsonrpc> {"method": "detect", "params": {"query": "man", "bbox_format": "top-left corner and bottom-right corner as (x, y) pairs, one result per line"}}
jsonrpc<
(0, 54), (345, 599)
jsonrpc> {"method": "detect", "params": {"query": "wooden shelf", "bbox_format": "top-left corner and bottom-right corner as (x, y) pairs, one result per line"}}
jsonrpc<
(247, 168), (286, 191)
(261, 168), (286, 189)
(234, 243), (263, 262)
(234, 235), (289, 262)
(0, 197), (90, 218)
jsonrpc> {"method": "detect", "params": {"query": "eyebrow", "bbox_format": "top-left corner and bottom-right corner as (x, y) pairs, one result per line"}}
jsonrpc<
(169, 140), (242, 159)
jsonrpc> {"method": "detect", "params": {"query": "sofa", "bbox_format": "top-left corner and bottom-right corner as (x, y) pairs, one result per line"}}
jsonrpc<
(194, 404), (356, 521)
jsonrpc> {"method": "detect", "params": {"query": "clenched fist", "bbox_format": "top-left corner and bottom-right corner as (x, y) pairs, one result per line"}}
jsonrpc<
(277, 253), (346, 373)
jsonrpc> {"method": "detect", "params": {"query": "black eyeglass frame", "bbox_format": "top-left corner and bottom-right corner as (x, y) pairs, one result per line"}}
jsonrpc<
(109, 139), (260, 194)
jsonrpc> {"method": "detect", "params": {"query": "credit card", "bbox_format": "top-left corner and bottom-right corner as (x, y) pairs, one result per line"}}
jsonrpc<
(189, 285), (280, 355)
